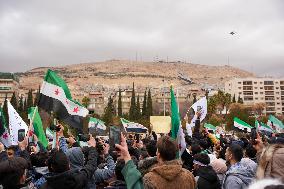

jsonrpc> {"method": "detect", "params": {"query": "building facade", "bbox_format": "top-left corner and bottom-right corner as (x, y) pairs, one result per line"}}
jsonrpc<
(0, 73), (19, 107)
(225, 78), (284, 115)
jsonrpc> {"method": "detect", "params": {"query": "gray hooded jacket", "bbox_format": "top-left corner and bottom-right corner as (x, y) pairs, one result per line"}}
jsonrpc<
(222, 162), (254, 189)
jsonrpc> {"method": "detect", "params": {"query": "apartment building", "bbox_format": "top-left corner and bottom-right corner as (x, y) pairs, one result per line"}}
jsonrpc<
(225, 78), (284, 115)
(0, 73), (19, 107)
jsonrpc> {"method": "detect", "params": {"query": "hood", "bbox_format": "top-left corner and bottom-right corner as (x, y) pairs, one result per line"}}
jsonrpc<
(138, 156), (158, 175)
(151, 160), (183, 181)
(66, 147), (84, 170)
(44, 169), (83, 189)
(197, 166), (219, 183)
(240, 158), (257, 174)
(226, 163), (254, 185)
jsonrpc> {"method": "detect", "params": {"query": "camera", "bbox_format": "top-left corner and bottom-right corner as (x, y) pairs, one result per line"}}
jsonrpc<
(50, 124), (61, 132)
(78, 134), (90, 142)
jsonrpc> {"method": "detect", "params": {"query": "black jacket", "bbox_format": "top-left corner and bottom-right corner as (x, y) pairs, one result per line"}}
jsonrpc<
(40, 147), (98, 189)
(195, 166), (221, 189)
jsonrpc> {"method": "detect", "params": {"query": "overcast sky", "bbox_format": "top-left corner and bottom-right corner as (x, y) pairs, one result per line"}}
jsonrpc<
(0, 0), (283, 76)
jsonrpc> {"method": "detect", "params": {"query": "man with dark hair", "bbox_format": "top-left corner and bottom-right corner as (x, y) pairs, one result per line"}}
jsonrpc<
(193, 153), (221, 189)
(145, 140), (157, 157)
(40, 137), (98, 189)
(142, 136), (196, 189)
(0, 157), (30, 189)
(223, 144), (254, 189)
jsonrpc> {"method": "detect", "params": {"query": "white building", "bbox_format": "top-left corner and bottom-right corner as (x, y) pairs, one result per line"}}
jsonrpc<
(225, 78), (284, 115)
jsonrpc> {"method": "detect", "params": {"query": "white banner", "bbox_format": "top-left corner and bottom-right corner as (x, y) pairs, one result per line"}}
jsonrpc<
(191, 97), (207, 122)
(8, 100), (28, 145)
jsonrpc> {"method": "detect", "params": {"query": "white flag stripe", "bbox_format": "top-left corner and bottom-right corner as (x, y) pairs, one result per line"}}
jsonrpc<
(40, 81), (88, 117)
(8, 100), (29, 145)
(234, 121), (252, 132)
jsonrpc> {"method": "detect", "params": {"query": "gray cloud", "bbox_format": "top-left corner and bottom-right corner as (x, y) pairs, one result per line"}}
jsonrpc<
(0, 0), (283, 76)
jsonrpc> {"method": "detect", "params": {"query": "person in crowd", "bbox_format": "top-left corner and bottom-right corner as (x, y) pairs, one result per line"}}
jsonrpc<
(104, 159), (127, 189)
(39, 136), (98, 189)
(116, 133), (196, 189)
(0, 157), (31, 189)
(223, 144), (254, 189)
(245, 144), (257, 163)
(210, 158), (227, 185)
(252, 132), (284, 182)
(248, 178), (284, 189)
(193, 153), (221, 189)
(138, 140), (158, 176)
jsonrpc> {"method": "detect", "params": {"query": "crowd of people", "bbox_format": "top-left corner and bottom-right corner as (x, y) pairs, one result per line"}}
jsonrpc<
(0, 116), (284, 189)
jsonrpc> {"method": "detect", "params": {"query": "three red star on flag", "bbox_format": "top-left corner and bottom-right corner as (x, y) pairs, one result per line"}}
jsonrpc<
(55, 89), (60, 95)
(73, 107), (79, 113)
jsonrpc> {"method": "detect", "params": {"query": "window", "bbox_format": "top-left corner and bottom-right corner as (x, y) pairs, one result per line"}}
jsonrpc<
(239, 92), (242, 94)
(254, 87), (258, 89)
(254, 82), (257, 84)
(266, 102), (275, 106)
(264, 81), (274, 85)
(260, 92), (263, 94)
(260, 87), (263, 89)
(238, 82), (242, 84)
(276, 87), (279, 89)
(243, 81), (252, 85)
(264, 86), (274, 90)
(243, 91), (253, 95)
(243, 86), (253, 90)
(265, 91), (274, 95)
(280, 81), (284, 85)
(238, 87), (242, 89)
(276, 92), (279, 94)
(244, 96), (253, 101)
(255, 92), (258, 94)
(280, 86), (284, 90)
(255, 98), (258, 100)
(265, 96), (275, 101)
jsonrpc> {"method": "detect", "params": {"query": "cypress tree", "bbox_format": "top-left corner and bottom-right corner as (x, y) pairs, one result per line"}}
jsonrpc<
(118, 88), (122, 117)
(18, 95), (24, 113)
(237, 95), (243, 104)
(34, 85), (40, 106)
(27, 89), (33, 110)
(24, 98), (27, 112)
(129, 82), (136, 121)
(136, 95), (141, 120)
(142, 90), (147, 116)
(146, 88), (152, 117)
(232, 94), (236, 103)
(103, 96), (114, 126)
(11, 92), (18, 111)
(193, 93), (197, 104)
(2, 95), (9, 129)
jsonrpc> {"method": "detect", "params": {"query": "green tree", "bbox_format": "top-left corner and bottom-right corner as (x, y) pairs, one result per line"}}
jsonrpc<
(27, 89), (33, 110)
(82, 96), (90, 108)
(146, 88), (153, 117)
(129, 82), (136, 120)
(34, 85), (41, 106)
(208, 114), (224, 127)
(24, 98), (27, 112)
(18, 95), (24, 113)
(118, 88), (122, 117)
(103, 96), (115, 126)
(136, 95), (141, 119)
(192, 93), (197, 104)
(237, 95), (243, 104)
(142, 90), (147, 116)
(10, 92), (18, 111)
(2, 95), (9, 129)
(207, 97), (217, 118)
(232, 94), (236, 103)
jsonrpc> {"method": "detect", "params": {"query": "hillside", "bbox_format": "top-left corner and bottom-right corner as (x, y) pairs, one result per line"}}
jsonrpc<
(17, 60), (254, 95)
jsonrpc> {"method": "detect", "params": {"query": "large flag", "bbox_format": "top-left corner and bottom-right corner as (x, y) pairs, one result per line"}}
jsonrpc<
(89, 117), (106, 135)
(0, 107), (11, 147)
(255, 120), (274, 133)
(121, 118), (148, 133)
(170, 87), (186, 157)
(28, 107), (48, 148)
(267, 115), (284, 133)
(8, 100), (29, 145)
(234, 117), (253, 132)
(38, 69), (89, 130)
